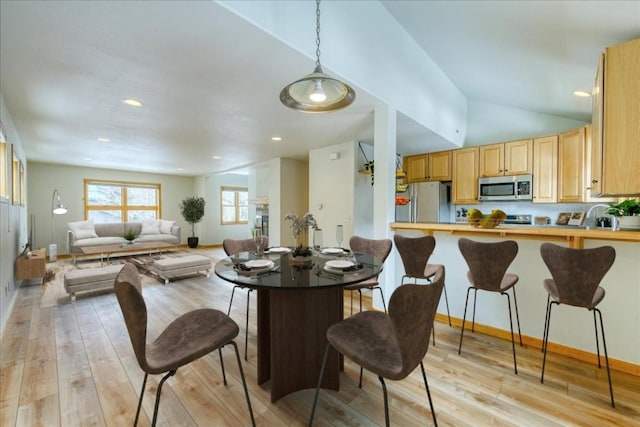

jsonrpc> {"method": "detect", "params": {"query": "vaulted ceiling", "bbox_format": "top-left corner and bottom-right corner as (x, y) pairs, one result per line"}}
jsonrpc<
(1, 1), (638, 176)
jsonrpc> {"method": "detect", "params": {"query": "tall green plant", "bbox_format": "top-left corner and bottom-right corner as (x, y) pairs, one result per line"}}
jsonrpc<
(179, 196), (206, 237)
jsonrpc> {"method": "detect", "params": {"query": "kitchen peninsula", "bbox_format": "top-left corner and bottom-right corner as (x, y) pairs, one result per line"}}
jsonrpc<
(390, 222), (640, 375)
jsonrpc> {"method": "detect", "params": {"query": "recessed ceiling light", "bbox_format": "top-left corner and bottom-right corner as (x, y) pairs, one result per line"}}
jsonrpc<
(212, 156), (222, 159)
(83, 157), (93, 161)
(97, 137), (110, 142)
(176, 167), (184, 171)
(574, 90), (591, 97)
(122, 98), (143, 107)
(271, 136), (283, 141)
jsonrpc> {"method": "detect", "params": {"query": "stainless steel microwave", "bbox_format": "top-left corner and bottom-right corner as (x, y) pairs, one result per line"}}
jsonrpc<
(478, 174), (533, 201)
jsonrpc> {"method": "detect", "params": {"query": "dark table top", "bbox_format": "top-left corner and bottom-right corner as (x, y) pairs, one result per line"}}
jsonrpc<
(214, 249), (382, 289)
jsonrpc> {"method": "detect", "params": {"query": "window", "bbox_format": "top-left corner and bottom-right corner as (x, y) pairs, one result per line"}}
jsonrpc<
(221, 186), (248, 225)
(11, 148), (19, 205)
(85, 179), (161, 223)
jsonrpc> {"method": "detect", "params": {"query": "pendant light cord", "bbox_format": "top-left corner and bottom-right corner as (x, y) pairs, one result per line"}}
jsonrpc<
(315, 0), (322, 69)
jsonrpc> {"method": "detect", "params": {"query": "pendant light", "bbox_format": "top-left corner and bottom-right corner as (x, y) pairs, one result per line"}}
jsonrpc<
(280, 0), (356, 113)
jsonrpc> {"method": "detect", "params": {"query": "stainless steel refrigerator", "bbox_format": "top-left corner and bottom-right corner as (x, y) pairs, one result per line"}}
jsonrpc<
(396, 181), (451, 223)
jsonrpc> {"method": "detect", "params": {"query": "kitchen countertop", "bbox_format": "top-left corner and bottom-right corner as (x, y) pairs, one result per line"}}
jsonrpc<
(390, 222), (640, 248)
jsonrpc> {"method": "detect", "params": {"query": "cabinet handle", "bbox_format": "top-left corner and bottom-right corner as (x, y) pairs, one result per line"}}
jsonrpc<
(591, 179), (599, 184)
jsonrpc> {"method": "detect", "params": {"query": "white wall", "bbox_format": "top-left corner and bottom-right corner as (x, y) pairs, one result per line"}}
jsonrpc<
(26, 162), (194, 252)
(309, 141), (356, 247)
(0, 94), (27, 335)
(465, 100), (587, 146)
(201, 172), (251, 244)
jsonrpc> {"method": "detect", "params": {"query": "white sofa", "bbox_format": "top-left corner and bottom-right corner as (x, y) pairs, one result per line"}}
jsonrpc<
(67, 219), (180, 262)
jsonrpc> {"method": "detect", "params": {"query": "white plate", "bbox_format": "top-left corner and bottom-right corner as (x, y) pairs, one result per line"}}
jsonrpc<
(325, 260), (354, 269)
(245, 259), (274, 269)
(267, 247), (290, 253)
(322, 248), (344, 254)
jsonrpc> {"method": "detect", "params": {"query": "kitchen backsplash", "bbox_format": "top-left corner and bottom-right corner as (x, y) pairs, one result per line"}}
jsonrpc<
(453, 201), (613, 225)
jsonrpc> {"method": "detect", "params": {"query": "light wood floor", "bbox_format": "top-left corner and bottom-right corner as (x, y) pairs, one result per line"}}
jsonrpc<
(1, 248), (639, 426)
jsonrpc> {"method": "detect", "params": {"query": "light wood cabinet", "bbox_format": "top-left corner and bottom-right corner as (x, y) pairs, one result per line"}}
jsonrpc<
(479, 139), (532, 177)
(15, 248), (46, 282)
(405, 154), (428, 183)
(452, 147), (479, 204)
(591, 38), (640, 196)
(404, 151), (451, 183)
(584, 125), (617, 203)
(532, 135), (558, 203)
(558, 128), (585, 203)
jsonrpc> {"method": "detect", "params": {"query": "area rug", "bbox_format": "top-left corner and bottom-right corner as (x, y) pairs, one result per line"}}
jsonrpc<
(40, 250), (215, 307)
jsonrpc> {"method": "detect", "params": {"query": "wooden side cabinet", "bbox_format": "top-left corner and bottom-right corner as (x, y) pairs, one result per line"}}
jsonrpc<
(15, 248), (46, 282)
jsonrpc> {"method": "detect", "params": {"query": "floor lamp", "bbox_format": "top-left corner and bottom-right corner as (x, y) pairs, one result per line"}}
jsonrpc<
(50, 189), (67, 262)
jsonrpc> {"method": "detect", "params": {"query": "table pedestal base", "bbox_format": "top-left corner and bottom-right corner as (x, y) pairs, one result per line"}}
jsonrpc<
(257, 287), (343, 402)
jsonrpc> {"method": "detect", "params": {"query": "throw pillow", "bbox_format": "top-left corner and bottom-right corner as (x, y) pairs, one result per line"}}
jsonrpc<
(159, 219), (175, 234)
(140, 219), (161, 235)
(68, 220), (98, 240)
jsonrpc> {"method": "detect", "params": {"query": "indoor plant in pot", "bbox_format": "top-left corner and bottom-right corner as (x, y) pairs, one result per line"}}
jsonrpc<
(180, 196), (206, 248)
(607, 199), (640, 229)
(285, 212), (319, 262)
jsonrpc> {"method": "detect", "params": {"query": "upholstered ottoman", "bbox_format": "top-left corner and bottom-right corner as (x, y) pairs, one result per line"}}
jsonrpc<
(151, 255), (211, 284)
(64, 264), (125, 301)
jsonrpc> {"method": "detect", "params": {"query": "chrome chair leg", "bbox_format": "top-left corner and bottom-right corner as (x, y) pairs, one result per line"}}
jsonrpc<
(442, 284), (452, 326)
(244, 289), (252, 360)
(471, 288), (478, 332)
(227, 286), (238, 315)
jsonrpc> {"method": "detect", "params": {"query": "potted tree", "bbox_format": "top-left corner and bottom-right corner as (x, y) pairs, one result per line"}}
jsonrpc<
(607, 199), (640, 229)
(180, 196), (206, 248)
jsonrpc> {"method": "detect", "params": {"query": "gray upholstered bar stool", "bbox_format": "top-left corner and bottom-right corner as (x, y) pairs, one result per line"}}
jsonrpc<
(539, 242), (616, 407)
(223, 236), (269, 360)
(457, 238), (522, 374)
(344, 236), (393, 314)
(393, 234), (451, 326)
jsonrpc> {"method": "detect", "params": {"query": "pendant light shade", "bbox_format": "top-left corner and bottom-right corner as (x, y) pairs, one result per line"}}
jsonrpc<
(280, 0), (355, 113)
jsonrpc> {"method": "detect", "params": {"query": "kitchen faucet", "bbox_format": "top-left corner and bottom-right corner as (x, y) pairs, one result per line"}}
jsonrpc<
(584, 204), (611, 229)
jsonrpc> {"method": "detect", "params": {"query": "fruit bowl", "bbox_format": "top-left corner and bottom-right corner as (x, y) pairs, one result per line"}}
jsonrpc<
(466, 209), (506, 229)
(468, 215), (503, 229)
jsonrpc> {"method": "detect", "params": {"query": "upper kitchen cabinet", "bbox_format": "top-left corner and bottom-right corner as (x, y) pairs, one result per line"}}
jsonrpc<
(479, 139), (533, 177)
(532, 135), (558, 203)
(452, 147), (479, 204)
(591, 38), (640, 196)
(404, 151), (452, 183)
(558, 127), (585, 203)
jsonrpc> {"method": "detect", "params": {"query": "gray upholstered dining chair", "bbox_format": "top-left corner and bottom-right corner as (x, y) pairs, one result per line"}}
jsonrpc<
(457, 238), (522, 374)
(114, 263), (255, 426)
(223, 236), (268, 360)
(309, 265), (445, 427)
(344, 235), (393, 314)
(539, 242), (616, 407)
(394, 234), (451, 329)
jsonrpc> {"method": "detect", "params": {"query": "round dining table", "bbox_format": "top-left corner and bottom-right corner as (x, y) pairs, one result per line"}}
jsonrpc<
(214, 248), (383, 402)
